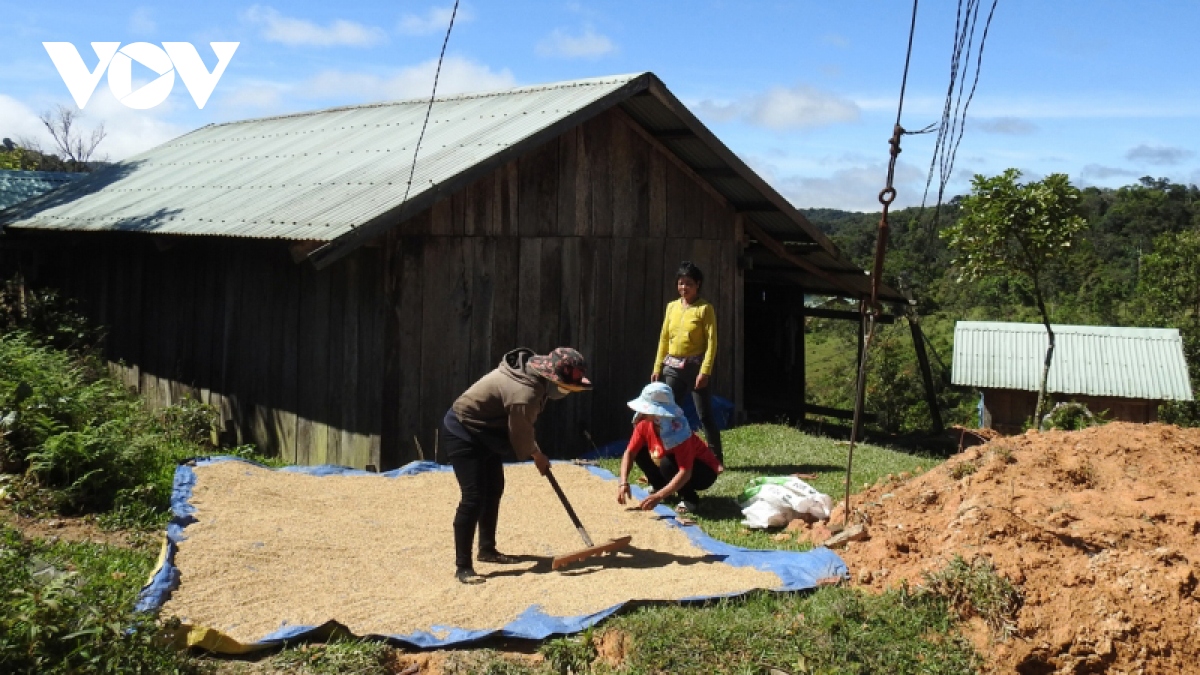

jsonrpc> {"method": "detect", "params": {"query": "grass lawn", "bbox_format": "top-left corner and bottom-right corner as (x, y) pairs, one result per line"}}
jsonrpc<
(597, 423), (942, 550)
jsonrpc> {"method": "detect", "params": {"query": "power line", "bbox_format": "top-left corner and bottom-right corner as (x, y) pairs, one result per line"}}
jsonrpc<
(399, 0), (461, 209)
(842, 0), (923, 530)
(920, 0), (999, 226)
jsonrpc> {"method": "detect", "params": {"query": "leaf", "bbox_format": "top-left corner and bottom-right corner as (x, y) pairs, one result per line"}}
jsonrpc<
(63, 627), (103, 640)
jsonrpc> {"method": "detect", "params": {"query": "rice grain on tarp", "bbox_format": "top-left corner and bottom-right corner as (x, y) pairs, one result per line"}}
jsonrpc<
(162, 462), (780, 642)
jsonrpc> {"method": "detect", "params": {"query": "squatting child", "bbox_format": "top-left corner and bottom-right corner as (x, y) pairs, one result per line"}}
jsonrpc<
(616, 382), (724, 514)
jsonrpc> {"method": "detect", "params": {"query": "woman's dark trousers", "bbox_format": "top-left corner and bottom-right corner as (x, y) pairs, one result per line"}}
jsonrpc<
(662, 361), (724, 461)
(442, 426), (505, 571)
(633, 450), (718, 505)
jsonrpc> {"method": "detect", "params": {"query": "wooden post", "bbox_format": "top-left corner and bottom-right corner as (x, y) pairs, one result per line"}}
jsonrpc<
(733, 214), (747, 424)
(856, 304), (866, 373)
(907, 309), (944, 433)
(794, 295), (806, 420)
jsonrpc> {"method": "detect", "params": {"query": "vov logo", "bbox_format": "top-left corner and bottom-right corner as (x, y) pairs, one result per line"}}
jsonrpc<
(43, 42), (239, 110)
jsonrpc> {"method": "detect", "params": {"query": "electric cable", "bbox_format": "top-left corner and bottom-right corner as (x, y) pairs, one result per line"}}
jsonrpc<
(400, 0), (461, 209)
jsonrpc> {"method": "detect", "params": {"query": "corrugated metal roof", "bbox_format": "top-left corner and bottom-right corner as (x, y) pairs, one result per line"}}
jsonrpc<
(951, 321), (1194, 401)
(0, 71), (902, 301)
(0, 170), (84, 210)
(1, 74), (649, 242)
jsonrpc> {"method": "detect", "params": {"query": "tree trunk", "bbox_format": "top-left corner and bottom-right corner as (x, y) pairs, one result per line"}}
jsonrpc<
(1034, 291), (1055, 430)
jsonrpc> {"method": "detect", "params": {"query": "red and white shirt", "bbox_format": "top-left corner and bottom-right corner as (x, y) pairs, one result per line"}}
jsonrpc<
(624, 419), (723, 474)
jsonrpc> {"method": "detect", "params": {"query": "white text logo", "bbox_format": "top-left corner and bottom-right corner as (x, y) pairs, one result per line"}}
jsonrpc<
(43, 42), (239, 110)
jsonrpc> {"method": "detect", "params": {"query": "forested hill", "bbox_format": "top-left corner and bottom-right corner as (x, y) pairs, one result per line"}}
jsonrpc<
(796, 176), (1199, 432)
(801, 177), (1200, 329)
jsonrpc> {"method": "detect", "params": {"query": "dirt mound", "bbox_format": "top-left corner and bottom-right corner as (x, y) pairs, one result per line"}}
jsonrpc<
(835, 423), (1200, 674)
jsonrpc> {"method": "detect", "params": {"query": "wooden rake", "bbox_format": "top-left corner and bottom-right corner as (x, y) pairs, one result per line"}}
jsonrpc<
(543, 467), (632, 570)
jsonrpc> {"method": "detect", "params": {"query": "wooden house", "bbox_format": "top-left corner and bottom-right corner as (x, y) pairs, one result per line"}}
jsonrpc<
(0, 73), (902, 469)
(951, 321), (1194, 433)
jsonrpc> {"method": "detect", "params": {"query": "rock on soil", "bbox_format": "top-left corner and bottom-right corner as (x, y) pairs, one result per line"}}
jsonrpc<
(834, 423), (1200, 674)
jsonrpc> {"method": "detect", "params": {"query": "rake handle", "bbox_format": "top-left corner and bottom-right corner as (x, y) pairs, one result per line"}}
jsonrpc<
(543, 468), (594, 548)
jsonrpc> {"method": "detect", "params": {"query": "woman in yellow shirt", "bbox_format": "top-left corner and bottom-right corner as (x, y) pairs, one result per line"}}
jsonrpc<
(651, 261), (723, 461)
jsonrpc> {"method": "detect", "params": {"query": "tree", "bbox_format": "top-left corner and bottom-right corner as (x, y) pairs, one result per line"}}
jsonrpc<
(941, 169), (1086, 426)
(38, 105), (107, 172)
(0, 138), (39, 171)
(1138, 229), (1200, 393)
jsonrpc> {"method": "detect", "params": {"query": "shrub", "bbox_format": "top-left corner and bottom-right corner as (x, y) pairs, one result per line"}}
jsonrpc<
(0, 282), (101, 353)
(0, 525), (204, 674)
(542, 628), (597, 674)
(1158, 400), (1200, 428)
(1042, 401), (1106, 431)
(919, 555), (1021, 639)
(0, 330), (270, 526)
(949, 461), (977, 480)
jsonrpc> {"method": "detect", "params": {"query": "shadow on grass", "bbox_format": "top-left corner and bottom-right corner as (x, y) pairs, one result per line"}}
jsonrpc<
(727, 463), (845, 475)
(794, 420), (962, 458)
(691, 495), (744, 522)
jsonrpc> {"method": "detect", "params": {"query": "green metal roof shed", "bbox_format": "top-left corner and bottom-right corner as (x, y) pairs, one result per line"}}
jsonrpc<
(951, 321), (1193, 402)
(0, 170), (83, 210)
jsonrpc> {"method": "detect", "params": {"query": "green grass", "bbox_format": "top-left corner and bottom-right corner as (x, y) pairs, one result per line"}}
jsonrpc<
(805, 329), (854, 386)
(267, 638), (392, 675)
(0, 524), (205, 674)
(921, 556), (1022, 639)
(594, 587), (980, 675)
(598, 423), (941, 549)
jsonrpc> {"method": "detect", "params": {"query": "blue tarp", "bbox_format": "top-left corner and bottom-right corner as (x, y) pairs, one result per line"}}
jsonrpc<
(137, 456), (847, 652)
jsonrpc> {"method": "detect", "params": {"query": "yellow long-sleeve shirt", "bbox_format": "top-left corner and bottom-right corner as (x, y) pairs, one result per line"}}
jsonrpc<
(653, 298), (718, 376)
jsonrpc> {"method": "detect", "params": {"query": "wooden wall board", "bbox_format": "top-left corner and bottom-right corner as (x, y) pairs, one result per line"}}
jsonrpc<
(556, 127), (580, 238)
(586, 113), (613, 239)
(296, 261), (331, 465)
(518, 139), (559, 238)
(277, 250), (301, 464)
(380, 230), (405, 469)
(338, 255), (363, 465)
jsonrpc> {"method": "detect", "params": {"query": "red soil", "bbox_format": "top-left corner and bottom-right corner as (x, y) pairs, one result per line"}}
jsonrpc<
(834, 423), (1200, 674)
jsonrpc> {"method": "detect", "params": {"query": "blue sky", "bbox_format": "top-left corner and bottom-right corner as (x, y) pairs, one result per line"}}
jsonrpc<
(2, 0), (1197, 211)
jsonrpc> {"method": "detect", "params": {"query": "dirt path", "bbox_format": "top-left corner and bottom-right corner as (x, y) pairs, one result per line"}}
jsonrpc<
(834, 423), (1200, 674)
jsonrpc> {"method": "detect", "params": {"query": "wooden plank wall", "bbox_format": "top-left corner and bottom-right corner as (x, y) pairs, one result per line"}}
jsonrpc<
(380, 108), (742, 468)
(27, 236), (385, 468)
(982, 388), (1158, 434)
(9, 105), (743, 471)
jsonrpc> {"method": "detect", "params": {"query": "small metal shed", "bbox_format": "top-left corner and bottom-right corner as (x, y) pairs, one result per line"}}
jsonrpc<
(951, 321), (1194, 433)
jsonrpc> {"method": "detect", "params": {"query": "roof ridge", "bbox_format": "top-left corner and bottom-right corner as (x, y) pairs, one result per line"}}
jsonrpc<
(203, 72), (650, 130)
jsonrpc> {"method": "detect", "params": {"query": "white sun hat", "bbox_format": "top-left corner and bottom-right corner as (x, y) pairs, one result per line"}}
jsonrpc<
(627, 382), (686, 419)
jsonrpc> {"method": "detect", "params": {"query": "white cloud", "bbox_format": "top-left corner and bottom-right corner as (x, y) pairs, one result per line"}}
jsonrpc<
(398, 5), (473, 36)
(302, 56), (516, 101)
(818, 64), (843, 78)
(219, 79), (290, 111)
(747, 154), (931, 212)
(697, 85), (860, 131)
(129, 7), (157, 35)
(0, 95), (51, 146)
(244, 6), (387, 47)
(0, 92), (186, 162)
(974, 116), (1037, 135)
(67, 90), (188, 160)
(535, 26), (616, 59)
(1125, 144), (1194, 166)
(1080, 164), (1140, 181)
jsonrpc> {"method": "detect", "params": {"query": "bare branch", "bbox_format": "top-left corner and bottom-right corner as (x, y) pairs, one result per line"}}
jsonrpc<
(37, 104), (106, 171)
